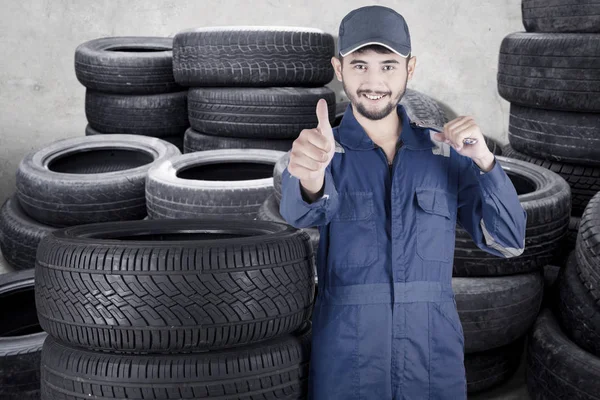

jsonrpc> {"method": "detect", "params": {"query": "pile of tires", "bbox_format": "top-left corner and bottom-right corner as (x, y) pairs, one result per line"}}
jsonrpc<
(528, 191), (600, 399)
(34, 219), (315, 399)
(75, 37), (190, 151)
(489, 3), (600, 398)
(498, 0), (600, 268)
(171, 27), (338, 153)
(0, 135), (180, 271)
(452, 154), (570, 394)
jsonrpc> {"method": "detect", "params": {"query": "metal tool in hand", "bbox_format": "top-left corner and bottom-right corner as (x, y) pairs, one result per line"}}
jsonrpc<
(420, 122), (479, 145)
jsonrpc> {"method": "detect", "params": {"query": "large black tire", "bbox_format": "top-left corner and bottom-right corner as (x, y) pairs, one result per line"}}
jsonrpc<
(575, 191), (600, 306)
(85, 124), (184, 152)
(146, 149), (284, 220)
(498, 32), (600, 112)
(453, 155), (571, 276)
(85, 90), (189, 137)
(184, 127), (293, 153)
(187, 87), (336, 139)
(502, 144), (599, 217)
(16, 134), (180, 227)
(0, 269), (48, 400)
(35, 219), (314, 353)
(41, 323), (311, 400)
(454, 272), (543, 353)
(522, 0), (600, 33)
(0, 196), (55, 270)
(465, 338), (524, 394)
(74, 37), (181, 94)
(556, 251), (600, 358)
(172, 27), (335, 87)
(527, 308), (600, 399)
(508, 104), (600, 166)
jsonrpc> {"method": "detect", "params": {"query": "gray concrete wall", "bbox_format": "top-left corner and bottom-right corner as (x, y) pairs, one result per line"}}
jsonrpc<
(0, 0), (524, 205)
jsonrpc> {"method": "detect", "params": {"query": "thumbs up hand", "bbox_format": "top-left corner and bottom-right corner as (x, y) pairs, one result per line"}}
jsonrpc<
(288, 99), (335, 197)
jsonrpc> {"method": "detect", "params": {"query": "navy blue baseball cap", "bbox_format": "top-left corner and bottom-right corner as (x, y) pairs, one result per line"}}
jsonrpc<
(338, 5), (412, 58)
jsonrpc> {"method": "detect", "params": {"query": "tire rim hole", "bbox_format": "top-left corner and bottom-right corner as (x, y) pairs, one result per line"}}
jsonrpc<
(48, 148), (154, 174)
(0, 287), (42, 337)
(177, 162), (274, 181)
(107, 46), (170, 53)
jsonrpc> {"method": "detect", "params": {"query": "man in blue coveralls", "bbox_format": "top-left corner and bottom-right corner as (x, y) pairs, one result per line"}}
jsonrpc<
(280, 5), (527, 400)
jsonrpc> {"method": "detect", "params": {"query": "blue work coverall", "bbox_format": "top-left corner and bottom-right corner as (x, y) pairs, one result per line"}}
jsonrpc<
(280, 103), (527, 400)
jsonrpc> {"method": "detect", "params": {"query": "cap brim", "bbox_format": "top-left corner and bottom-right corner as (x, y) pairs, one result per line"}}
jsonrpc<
(340, 40), (410, 58)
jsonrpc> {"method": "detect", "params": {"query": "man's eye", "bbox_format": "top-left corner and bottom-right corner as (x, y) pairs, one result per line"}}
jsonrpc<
(354, 65), (366, 70)
(383, 66), (394, 71)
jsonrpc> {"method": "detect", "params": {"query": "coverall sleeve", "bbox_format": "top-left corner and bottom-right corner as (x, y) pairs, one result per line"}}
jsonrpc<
(456, 154), (527, 258)
(279, 162), (340, 228)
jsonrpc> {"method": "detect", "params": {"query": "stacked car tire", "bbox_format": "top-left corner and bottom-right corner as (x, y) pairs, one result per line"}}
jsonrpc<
(1, 135), (180, 272)
(493, 2), (600, 399)
(34, 219), (315, 399)
(498, 0), (600, 268)
(171, 27), (337, 153)
(75, 37), (190, 151)
(145, 148), (286, 220)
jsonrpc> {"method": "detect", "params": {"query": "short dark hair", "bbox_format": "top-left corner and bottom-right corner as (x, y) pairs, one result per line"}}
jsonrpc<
(339, 44), (411, 64)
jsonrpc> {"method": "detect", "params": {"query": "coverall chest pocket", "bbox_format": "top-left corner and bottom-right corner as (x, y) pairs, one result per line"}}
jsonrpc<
(329, 191), (378, 268)
(415, 187), (456, 262)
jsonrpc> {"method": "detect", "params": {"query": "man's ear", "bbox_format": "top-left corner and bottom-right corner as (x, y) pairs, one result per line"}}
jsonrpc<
(331, 56), (343, 82)
(407, 55), (416, 80)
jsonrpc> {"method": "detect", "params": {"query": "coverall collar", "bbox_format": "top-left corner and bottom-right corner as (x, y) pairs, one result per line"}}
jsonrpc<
(337, 102), (436, 151)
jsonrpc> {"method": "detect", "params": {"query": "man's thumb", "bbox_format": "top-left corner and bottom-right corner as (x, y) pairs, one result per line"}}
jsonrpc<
(316, 99), (332, 133)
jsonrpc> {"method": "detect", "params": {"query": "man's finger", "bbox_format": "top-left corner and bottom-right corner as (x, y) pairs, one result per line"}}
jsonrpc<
(316, 99), (332, 132)
(305, 130), (332, 154)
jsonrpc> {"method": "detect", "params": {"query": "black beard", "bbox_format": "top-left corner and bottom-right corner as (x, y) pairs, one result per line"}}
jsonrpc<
(342, 81), (407, 121)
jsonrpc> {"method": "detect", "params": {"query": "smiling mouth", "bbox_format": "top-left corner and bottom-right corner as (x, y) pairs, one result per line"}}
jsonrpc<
(362, 93), (388, 101)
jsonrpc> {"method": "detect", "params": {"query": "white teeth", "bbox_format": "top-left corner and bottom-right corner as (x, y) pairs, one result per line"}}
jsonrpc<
(365, 94), (384, 100)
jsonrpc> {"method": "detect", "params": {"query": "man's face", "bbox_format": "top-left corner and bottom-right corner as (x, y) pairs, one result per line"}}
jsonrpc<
(332, 49), (414, 121)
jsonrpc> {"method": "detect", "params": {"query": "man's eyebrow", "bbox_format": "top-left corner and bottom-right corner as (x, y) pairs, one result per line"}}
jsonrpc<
(349, 59), (400, 65)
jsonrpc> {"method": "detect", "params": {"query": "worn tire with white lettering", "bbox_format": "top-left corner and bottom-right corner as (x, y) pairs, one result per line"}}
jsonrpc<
(16, 135), (180, 227)
(34, 219), (314, 353)
(75, 37), (182, 94)
(0, 269), (48, 400)
(172, 27), (334, 87)
(454, 272), (543, 353)
(453, 156), (570, 276)
(522, 0), (600, 33)
(41, 322), (311, 399)
(146, 149), (284, 220)
(527, 308), (600, 399)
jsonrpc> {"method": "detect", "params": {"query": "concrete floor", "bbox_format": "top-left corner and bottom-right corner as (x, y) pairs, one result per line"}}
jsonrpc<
(0, 250), (530, 399)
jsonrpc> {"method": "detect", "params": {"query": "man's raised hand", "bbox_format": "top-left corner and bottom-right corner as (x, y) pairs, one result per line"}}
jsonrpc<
(288, 99), (335, 187)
